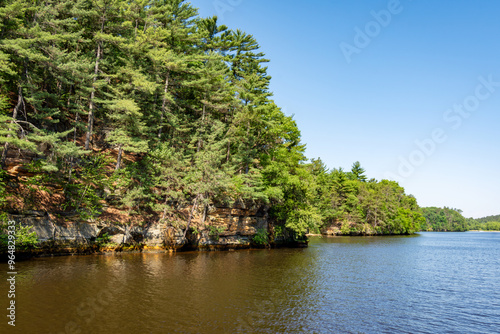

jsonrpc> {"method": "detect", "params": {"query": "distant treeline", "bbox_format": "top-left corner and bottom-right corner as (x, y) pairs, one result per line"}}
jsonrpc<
(475, 214), (500, 225)
(421, 207), (500, 232)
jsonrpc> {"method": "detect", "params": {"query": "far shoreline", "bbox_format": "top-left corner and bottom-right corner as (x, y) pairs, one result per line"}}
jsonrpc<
(419, 230), (500, 233)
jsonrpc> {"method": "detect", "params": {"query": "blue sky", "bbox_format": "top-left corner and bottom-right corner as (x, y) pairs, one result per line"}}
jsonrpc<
(189, 0), (500, 218)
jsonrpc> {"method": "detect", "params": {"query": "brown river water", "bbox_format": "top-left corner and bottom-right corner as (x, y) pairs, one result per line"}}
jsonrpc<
(1, 232), (499, 333)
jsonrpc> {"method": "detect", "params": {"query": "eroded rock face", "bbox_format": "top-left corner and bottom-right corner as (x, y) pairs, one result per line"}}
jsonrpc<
(16, 215), (98, 244)
(321, 225), (341, 236)
(7, 204), (270, 255)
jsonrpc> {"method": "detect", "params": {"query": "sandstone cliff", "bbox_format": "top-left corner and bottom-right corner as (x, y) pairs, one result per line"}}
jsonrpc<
(5, 202), (304, 256)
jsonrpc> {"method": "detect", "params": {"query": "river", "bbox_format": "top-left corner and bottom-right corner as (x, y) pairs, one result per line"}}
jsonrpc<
(1, 232), (499, 333)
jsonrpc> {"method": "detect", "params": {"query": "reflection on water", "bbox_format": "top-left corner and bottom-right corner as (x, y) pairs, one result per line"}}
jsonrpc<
(1, 232), (499, 333)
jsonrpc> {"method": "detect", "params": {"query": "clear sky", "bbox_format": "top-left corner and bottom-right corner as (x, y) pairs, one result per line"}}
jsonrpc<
(189, 0), (500, 218)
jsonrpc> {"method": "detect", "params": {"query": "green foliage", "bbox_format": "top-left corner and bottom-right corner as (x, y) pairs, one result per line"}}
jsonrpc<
(274, 225), (284, 238)
(95, 232), (111, 246)
(63, 154), (112, 221)
(421, 207), (468, 232)
(340, 221), (351, 235)
(252, 228), (269, 245)
(475, 214), (500, 225)
(308, 167), (424, 235)
(208, 225), (225, 241)
(350, 161), (367, 182)
(0, 170), (7, 211)
(481, 221), (500, 231)
(0, 223), (39, 252)
(112, 159), (156, 215)
(422, 207), (500, 232)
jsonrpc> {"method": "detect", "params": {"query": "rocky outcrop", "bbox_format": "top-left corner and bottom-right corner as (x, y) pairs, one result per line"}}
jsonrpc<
(6, 203), (274, 256)
(320, 221), (404, 236)
(321, 224), (342, 236)
(188, 206), (269, 250)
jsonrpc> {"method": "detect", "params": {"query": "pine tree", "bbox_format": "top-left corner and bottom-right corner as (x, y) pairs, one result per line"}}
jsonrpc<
(74, 0), (124, 151)
(183, 120), (232, 235)
(223, 29), (271, 176)
(351, 161), (367, 182)
(148, 0), (199, 142)
(0, 0), (86, 171)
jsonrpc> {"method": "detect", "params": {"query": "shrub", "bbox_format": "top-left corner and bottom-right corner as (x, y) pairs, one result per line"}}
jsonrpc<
(95, 232), (111, 246)
(340, 221), (351, 235)
(0, 222), (39, 252)
(252, 228), (269, 245)
(208, 225), (225, 241)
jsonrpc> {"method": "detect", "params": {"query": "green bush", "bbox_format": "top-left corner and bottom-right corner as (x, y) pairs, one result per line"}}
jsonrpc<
(252, 228), (269, 245)
(208, 225), (225, 241)
(95, 232), (111, 246)
(63, 154), (112, 221)
(274, 225), (284, 238)
(340, 221), (351, 235)
(0, 222), (39, 252)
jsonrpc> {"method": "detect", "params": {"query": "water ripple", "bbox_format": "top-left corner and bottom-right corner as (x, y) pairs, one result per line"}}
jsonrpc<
(1, 232), (499, 333)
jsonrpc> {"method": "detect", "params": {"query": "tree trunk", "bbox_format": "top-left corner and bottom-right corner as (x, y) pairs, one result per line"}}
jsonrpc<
(68, 111), (79, 181)
(201, 203), (208, 224)
(67, 84), (77, 181)
(197, 103), (206, 152)
(1, 86), (23, 168)
(85, 18), (105, 150)
(161, 197), (169, 222)
(158, 72), (170, 138)
(124, 222), (134, 244)
(245, 120), (250, 174)
(183, 194), (200, 238)
(134, 19), (138, 39)
(85, 41), (101, 150)
(115, 145), (123, 170)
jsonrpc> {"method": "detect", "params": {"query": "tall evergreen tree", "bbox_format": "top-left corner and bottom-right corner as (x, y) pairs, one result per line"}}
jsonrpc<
(350, 161), (367, 182)
(75, 0), (123, 150)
